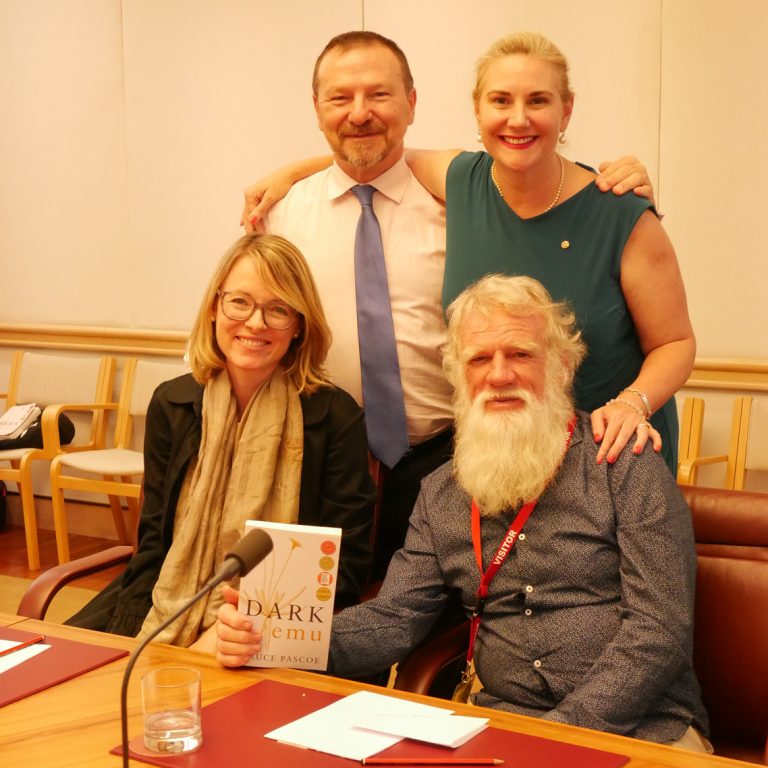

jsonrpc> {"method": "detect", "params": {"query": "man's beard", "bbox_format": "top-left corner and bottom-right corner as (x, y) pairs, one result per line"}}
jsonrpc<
(336, 121), (391, 167)
(453, 376), (575, 517)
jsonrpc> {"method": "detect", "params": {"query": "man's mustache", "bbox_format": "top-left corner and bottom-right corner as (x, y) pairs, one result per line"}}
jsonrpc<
(340, 122), (386, 137)
(475, 389), (533, 406)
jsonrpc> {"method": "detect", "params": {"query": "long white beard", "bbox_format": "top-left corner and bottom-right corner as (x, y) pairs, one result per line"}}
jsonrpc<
(453, 379), (574, 517)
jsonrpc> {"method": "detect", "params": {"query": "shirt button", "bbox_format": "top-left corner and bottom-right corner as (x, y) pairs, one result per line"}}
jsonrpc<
(518, 533), (526, 541)
(525, 585), (534, 593)
(524, 608), (532, 616)
(533, 659), (542, 668)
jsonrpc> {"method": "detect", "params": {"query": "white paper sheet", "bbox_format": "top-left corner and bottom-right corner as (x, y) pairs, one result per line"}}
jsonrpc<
(353, 712), (489, 748)
(0, 639), (51, 675)
(264, 689), (454, 760)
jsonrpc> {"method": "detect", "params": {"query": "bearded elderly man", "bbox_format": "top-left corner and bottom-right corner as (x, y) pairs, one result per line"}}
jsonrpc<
(213, 275), (710, 751)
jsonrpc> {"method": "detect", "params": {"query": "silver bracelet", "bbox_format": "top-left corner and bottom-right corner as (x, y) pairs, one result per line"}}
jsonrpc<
(620, 388), (652, 417)
(607, 397), (646, 419)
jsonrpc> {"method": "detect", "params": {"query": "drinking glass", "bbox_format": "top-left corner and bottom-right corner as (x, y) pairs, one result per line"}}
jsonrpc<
(141, 666), (202, 753)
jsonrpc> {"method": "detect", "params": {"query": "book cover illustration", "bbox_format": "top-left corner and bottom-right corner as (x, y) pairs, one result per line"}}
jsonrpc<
(238, 520), (341, 671)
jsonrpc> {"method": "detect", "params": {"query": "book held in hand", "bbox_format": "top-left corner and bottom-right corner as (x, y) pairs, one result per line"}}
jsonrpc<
(238, 519), (341, 671)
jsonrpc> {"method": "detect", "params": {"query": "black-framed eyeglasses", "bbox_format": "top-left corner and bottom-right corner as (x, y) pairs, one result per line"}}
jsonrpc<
(216, 290), (298, 330)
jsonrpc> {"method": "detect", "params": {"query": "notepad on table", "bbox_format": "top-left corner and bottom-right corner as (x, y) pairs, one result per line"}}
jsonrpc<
(265, 689), (460, 760)
(0, 637), (51, 675)
(353, 712), (489, 748)
(0, 626), (128, 708)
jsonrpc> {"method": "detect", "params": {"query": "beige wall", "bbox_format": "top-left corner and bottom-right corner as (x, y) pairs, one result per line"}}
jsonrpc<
(3, 0), (663, 333)
(659, 0), (768, 359)
(4, 0), (761, 355)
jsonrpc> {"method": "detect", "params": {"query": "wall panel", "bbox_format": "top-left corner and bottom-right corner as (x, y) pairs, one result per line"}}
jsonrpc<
(0, 0), (130, 325)
(660, 0), (768, 358)
(1, 0), (765, 370)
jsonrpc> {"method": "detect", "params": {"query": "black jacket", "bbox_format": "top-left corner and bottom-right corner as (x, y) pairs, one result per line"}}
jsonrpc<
(68, 373), (375, 637)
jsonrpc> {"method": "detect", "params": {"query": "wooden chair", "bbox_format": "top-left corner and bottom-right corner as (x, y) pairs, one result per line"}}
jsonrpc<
(0, 351), (115, 571)
(394, 485), (768, 763)
(676, 396), (706, 484)
(49, 357), (186, 564)
(678, 396), (766, 490)
(731, 397), (768, 490)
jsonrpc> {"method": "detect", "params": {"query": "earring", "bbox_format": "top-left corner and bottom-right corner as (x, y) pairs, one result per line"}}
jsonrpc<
(476, 128), (482, 143)
(558, 132), (567, 144)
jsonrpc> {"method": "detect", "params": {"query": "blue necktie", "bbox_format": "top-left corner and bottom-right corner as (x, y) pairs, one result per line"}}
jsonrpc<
(351, 184), (409, 468)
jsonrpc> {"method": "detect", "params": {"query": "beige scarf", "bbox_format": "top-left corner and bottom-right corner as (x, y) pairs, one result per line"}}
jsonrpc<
(139, 368), (303, 646)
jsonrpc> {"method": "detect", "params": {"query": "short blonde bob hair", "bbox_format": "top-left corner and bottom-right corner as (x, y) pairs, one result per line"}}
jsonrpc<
(443, 274), (585, 389)
(187, 233), (332, 394)
(473, 31), (573, 106)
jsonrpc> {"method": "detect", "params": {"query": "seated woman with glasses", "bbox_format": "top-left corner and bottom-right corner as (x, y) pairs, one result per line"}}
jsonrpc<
(67, 233), (377, 646)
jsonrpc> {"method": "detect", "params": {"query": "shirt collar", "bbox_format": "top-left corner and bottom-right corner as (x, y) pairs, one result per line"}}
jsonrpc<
(327, 155), (410, 204)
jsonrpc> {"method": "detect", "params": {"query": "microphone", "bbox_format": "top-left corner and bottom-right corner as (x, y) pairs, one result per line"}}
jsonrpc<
(213, 526), (275, 582)
(120, 528), (273, 766)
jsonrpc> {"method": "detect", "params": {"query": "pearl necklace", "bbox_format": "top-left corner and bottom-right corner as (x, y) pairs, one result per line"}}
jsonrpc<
(491, 154), (565, 214)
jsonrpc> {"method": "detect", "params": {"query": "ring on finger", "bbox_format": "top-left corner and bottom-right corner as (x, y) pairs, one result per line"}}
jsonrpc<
(636, 421), (652, 431)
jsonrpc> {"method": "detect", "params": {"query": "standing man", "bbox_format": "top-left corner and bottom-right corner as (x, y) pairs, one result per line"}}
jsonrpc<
(248, 31), (652, 579)
(257, 32), (454, 579)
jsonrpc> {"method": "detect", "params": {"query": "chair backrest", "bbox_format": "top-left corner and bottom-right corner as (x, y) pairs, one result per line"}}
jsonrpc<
(114, 358), (187, 449)
(708, 395), (768, 490)
(1, 351), (23, 405)
(677, 396), (705, 473)
(676, 395), (768, 491)
(681, 485), (768, 759)
(733, 396), (768, 490)
(5, 351), (115, 447)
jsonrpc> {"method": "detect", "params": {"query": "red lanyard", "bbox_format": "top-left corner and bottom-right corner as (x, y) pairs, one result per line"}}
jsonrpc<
(464, 417), (576, 667)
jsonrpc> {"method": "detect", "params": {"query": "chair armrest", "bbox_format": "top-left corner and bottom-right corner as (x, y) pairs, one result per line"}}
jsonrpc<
(17, 545), (133, 620)
(41, 401), (118, 453)
(677, 454), (729, 485)
(393, 619), (471, 696)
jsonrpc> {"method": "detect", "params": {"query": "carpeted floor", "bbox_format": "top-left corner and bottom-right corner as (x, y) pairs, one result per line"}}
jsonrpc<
(0, 574), (96, 623)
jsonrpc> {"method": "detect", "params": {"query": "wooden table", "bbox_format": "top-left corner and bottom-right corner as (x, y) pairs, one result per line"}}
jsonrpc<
(0, 613), (754, 767)
(0, 612), (25, 627)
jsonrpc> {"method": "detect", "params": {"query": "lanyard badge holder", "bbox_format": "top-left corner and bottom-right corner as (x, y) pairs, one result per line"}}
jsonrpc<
(452, 499), (536, 703)
(452, 418), (576, 703)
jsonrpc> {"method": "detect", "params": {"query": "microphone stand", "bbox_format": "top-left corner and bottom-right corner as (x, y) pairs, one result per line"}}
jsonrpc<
(119, 565), (238, 767)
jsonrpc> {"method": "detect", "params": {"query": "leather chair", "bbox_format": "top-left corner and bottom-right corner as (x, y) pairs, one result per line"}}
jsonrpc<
(395, 485), (768, 764)
(682, 485), (768, 764)
(17, 485), (142, 621)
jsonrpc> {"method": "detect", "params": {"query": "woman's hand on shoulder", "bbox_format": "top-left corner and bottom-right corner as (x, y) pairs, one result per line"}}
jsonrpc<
(591, 400), (662, 465)
(595, 155), (656, 207)
(241, 155), (333, 231)
(241, 172), (294, 232)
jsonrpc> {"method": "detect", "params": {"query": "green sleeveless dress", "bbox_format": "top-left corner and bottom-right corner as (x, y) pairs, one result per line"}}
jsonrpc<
(444, 151), (677, 472)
